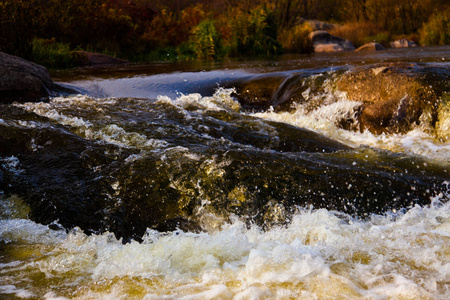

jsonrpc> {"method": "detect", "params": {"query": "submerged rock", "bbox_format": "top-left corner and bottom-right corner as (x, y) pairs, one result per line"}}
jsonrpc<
(230, 75), (287, 109)
(230, 70), (343, 112)
(0, 52), (76, 103)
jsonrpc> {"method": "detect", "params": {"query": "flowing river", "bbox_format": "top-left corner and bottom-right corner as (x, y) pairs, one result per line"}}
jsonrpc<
(1, 47), (450, 299)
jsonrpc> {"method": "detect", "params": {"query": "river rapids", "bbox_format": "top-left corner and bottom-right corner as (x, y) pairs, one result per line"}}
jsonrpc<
(1, 48), (450, 299)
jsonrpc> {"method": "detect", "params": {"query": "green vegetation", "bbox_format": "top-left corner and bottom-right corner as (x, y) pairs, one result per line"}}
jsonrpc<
(420, 7), (450, 46)
(190, 19), (223, 60)
(31, 39), (79, 69)
(0, 0), (449, 68)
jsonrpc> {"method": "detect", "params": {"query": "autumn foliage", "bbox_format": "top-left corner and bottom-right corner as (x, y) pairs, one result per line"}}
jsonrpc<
(0, 0), (449, 67)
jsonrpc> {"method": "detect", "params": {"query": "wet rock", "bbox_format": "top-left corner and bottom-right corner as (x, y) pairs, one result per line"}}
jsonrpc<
(230, 75), (288, 109)
(1, 104), (448, 242)
(390, 39), (417, 48)
(355, 43), (385, 52)
(0, 52), (76, 103)
(74, 51), (129, 66)
(336, 63), (450, 133)
(309, 30), (355, 52)
(230, 71), (344, 112)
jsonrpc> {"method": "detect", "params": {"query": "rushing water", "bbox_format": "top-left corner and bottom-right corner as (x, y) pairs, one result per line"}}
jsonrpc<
(1, 48), (450, 299)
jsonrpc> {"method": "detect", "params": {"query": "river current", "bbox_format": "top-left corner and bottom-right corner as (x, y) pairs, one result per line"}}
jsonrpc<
(1, 47), (450, 299)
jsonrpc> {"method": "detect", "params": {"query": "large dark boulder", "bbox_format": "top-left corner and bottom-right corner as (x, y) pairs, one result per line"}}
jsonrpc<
(0, 52), (74, 104)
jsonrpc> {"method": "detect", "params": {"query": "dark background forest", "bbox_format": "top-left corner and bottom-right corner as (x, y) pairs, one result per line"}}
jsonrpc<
(1, 0), (449, 68)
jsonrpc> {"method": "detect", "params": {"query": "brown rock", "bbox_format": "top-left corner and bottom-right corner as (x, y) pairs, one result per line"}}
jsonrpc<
(336, 63), (448, 134)
(355, 43), (385, 52)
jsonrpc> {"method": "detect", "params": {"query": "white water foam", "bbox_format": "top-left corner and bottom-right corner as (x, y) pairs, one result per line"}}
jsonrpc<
(1, 198), (449, 299)
(156, 87), (240, 113)
(252, 98), (450, 162)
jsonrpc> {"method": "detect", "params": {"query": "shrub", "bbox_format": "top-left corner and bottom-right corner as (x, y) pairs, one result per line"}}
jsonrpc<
(230, 6), (282, 57)
(363, 32), (391, 47)
(420, 8), (450, 46)
(190, 19), (223, 60)
(330, 22), (388, 48)
(278, 22), (313, 53)
(32, 38), (78, 69)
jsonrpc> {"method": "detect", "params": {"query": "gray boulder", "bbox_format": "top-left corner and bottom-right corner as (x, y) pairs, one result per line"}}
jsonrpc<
(355, 42), (386, 52)
(390, 38), (417, 48)
(0, 52), (74, 104)
(309, 30), (355, 53)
